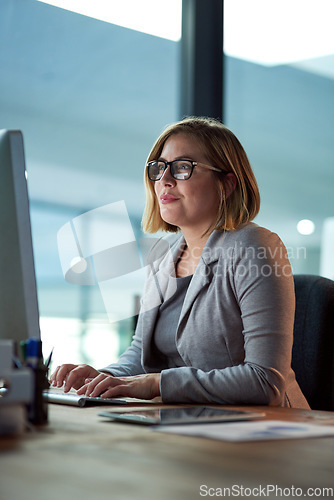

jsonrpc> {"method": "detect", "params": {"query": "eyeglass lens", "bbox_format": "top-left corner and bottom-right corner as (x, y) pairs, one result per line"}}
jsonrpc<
(148, 161), (193, 181)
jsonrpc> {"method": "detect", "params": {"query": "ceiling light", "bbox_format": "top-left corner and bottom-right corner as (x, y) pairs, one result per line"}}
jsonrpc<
(297, 219), (315, 235)
(36, 0), (182, 41)
(224, 0), (334, 65)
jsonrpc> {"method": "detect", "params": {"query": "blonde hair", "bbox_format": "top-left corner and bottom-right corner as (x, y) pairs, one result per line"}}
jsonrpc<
(142, 116), (260, 234)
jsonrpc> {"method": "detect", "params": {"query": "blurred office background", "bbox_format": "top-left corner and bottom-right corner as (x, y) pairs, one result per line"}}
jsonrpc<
(1, 0), (333, 370)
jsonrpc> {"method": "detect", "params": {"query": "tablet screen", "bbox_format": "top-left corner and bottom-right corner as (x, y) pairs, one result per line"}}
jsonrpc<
(98, 406), (265, 425)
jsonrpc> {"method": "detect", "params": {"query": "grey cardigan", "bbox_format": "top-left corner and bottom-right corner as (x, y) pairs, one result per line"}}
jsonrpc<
(103, 223), (309, 409)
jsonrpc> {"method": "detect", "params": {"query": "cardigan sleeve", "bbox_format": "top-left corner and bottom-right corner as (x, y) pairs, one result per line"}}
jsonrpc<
(99, 328), (145, 377)
(100, 320), (144, 376)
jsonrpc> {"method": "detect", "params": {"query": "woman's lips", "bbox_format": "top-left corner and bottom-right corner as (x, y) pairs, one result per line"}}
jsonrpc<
(160, 194), (180, 204)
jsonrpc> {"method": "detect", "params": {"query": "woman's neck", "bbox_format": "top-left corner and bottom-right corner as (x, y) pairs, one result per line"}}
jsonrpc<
(175, 231), (211, 278)
(182, 228), (211, 256)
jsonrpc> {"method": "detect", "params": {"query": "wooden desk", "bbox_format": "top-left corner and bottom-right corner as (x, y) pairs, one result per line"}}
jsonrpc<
(1, 403), (334, 500)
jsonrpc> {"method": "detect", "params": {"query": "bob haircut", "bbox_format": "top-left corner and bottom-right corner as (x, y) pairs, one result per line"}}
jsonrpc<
(142, 117), (260, 234)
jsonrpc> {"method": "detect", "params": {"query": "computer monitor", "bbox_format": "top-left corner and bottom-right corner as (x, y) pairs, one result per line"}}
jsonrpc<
(0, 130), (40, 347)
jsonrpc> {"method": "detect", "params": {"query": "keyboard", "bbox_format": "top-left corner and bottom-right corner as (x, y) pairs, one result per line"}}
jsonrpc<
(43, 390), (127, 407)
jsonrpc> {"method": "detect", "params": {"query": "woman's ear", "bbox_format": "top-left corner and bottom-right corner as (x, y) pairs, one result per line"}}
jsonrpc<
(224, 173), (237, 199)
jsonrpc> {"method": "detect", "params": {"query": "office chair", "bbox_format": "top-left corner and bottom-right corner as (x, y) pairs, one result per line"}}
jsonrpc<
(292, 274), (334, 411)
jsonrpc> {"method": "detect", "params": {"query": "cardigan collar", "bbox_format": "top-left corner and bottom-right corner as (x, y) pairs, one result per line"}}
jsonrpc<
(168, 229), (227, 267)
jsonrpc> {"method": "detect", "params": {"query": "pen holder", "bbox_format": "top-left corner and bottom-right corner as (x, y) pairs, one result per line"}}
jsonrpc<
(27, 362), (49, 425)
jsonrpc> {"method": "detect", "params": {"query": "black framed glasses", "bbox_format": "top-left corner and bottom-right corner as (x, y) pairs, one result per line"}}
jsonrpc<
(147, 159), (222, 181)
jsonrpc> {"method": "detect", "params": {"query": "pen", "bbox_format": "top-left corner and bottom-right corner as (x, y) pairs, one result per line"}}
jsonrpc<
(12, 355), (23, 369)
(20, 340), (27, 363)
(26, 338), (42, 368)
(45, 348), (54, 368)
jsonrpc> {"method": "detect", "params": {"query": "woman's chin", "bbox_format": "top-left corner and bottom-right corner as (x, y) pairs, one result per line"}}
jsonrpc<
(160, 210), (180, 227)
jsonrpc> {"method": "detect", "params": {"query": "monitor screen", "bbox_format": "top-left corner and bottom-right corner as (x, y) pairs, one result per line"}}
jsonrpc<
(0, 130), (40, 348)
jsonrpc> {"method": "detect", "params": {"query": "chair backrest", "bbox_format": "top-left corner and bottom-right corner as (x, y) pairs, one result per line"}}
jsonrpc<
(292, 274), (334, 411)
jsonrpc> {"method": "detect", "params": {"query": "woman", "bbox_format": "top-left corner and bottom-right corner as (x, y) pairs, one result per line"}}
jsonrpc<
(50, 117), (309, 408)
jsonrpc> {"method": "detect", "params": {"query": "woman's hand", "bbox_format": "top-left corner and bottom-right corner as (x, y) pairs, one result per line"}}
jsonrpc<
(77, 372), (161, 400)
(50, 364), (100, 392)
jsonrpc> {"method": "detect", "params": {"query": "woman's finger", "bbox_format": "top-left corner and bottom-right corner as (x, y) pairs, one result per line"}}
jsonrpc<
(85, 375), (116, 397)
(76, 373), (110, 396)
(64, 365), (97, 392)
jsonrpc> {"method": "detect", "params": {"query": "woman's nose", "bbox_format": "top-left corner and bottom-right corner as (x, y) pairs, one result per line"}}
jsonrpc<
(160, 166), (175, 185)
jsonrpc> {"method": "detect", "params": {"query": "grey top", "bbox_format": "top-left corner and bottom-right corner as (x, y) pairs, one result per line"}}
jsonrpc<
(102, 223), (309, 409)
(153, 274), (192, 368)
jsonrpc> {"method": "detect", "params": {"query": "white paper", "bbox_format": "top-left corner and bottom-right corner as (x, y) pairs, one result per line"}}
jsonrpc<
(154, 420), (334, 442)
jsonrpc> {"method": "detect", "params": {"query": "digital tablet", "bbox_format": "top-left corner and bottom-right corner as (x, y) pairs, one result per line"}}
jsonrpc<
(98, 406), (265, 425)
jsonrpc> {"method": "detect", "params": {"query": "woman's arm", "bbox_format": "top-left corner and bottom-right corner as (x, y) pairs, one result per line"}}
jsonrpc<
(100, 315), (145, 377)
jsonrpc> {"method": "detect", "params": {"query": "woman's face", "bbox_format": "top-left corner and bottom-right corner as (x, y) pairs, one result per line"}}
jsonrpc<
(154, 133), (221, 236)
